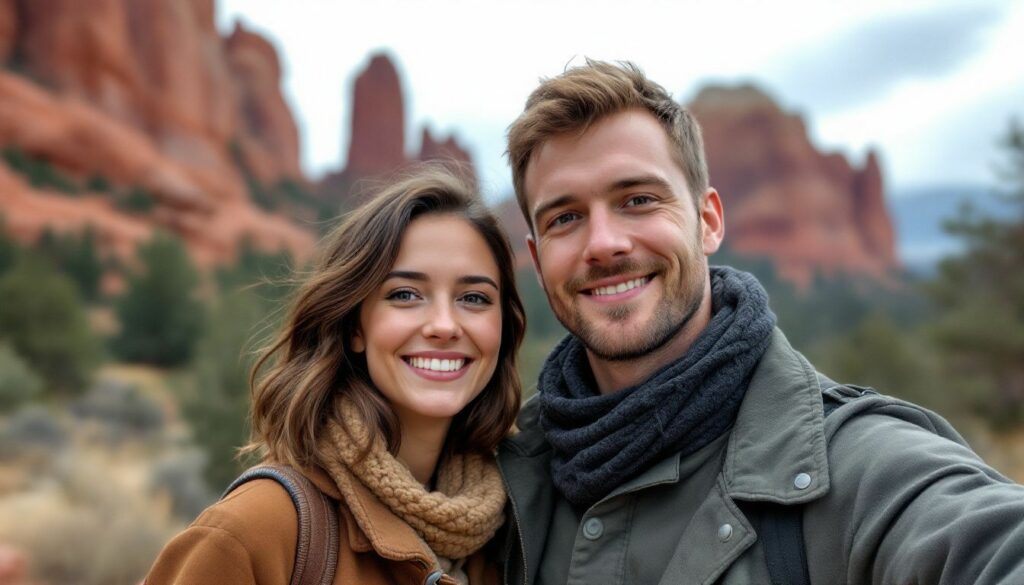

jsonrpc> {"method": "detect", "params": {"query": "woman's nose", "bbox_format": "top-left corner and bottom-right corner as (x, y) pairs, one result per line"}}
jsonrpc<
(422, 302), (461, 340)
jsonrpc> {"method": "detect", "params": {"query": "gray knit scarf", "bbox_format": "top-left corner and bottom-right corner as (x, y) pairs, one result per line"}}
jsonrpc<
(538, 266), (776, 508)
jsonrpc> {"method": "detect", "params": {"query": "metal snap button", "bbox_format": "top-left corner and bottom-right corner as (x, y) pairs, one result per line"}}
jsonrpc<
(718, 523), (734, 542)
(582, 517), (604, 540)
(424, 570), (444, 585)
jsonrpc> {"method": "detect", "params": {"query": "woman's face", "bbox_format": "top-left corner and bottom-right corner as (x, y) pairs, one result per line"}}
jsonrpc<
(353, 213), (503, 429)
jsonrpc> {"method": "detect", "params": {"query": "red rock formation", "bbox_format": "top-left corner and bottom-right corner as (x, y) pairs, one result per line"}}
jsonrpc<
(418, 125), (477, 187)
(0, 72), (313, 268)
(0, 0), (16, 63)
(491, 195), (533, 270)
(688, 85), (898, 288)
(345, 52), (406, 176)
(0, 0), (312, 269)
(225, 20), (301, 183)
(320, 52), (482, 210)
(853, 151), (897, 264)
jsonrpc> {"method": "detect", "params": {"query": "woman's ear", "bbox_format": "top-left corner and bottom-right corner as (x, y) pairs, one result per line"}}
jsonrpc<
(351, 328), (365, 353)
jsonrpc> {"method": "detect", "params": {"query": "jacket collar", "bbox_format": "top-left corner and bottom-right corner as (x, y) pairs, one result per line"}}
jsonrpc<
(722, 328), (830, 503)
(306, 466), (437, 566)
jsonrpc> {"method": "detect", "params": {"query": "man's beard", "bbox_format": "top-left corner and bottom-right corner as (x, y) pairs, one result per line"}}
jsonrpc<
(548, 251), (707, 362)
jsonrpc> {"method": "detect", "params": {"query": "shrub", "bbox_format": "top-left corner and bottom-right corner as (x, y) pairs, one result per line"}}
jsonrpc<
(1, 146), (79, 194)
(0, 405), (67, 459)
(0, 455), (178, 585)
(70, 379), (165, 443)
(85, 174), (113, 193)
(183, 288), (267, 489)
(0, 343), (43, 414)
(150, 450), (216, 521)
(111, 234), (204, 366)
(117, 186), (156, 214)
(0, 257), (98, 394)
(35, 227), (104, 301)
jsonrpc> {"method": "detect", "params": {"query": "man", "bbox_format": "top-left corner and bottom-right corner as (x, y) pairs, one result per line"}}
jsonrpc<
(497, 59), (1024, 585)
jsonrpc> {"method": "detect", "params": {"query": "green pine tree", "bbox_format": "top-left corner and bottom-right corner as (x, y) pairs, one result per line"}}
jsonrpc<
(929, 118), (1024, 427)
(112, 234), (205, 366)
(184, 288), (268, 489)
(0, 256), (98, 394)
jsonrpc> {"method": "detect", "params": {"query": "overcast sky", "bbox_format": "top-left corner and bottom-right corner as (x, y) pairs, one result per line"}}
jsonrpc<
(217, 0), (1024, 202)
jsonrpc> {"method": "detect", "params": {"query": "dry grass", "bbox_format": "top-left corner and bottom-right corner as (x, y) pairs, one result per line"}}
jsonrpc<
(0, 368), (196, 585)
(0, 452), (181, 585)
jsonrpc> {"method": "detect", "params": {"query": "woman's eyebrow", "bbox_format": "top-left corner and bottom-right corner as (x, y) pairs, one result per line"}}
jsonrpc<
(385, 271), (498, 290)
(385, 270), (428, 282)
(458, 275), (499, 289)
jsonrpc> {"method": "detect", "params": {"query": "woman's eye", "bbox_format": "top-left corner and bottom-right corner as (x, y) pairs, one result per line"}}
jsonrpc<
(386, 289), (420, 302)
(461, 292), (492, 306)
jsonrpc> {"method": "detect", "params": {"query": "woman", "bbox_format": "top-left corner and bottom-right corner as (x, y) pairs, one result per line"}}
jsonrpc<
(146, 168), (526, 585)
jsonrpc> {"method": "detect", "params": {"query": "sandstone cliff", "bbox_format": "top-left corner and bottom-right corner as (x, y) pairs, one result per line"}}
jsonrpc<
(319, 52), (478, 208)
(0, 0), (313, 268)
(492, 85), (899, 287)
(690, 85), (898, 287)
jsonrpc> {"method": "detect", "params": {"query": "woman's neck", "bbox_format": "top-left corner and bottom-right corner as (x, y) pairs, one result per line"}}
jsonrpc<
(395, 412), (452, 486)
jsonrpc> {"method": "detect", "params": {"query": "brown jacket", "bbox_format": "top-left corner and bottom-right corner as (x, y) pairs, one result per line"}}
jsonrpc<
(145, 467), (499, 585)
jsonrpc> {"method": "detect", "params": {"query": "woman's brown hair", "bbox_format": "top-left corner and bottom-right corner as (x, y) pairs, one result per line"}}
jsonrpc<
(244, 166), (526, 471)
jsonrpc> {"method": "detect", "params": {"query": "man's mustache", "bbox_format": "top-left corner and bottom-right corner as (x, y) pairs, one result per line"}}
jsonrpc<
(564, 259), (666, 294)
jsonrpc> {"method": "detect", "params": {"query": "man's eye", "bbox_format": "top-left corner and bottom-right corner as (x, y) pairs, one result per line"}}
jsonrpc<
(386, 289), (419, 302)
(550, 212), (579, 227)
(625, 194), (654, 207)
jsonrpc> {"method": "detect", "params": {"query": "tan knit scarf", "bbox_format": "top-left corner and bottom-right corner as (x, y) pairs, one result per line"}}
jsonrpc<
(319, 399), (506, 560)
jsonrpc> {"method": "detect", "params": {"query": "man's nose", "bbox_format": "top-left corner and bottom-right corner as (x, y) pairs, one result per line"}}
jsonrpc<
(583, 209), (632, 265)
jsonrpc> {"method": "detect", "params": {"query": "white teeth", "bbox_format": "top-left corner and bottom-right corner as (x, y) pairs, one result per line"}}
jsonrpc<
(408, 357), (465, 372)
(592, 277), (647, 297)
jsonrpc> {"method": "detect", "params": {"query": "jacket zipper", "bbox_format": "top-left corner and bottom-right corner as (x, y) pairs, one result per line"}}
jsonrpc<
(498, 457), (528, 585)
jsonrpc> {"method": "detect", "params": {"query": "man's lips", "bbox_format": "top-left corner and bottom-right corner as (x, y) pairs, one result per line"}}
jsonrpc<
(579, 274), (654, 297)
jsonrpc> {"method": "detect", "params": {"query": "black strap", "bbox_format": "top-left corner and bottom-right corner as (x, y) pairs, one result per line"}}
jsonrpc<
(223, 465), (339, 585)
(744, 375), (875, 585)
(740, 501), (809, 585)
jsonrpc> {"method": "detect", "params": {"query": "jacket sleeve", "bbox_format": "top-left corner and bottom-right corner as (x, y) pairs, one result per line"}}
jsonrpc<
(809, 401), (1024, 585)
(144, 479), (298, 585)
(145, 525), (258, 585)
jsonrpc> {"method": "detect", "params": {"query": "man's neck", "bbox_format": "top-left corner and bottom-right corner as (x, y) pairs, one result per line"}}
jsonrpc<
(589, 292), (713, 395)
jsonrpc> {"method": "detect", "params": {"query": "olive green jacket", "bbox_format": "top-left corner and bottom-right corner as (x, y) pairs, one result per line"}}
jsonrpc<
(497, 329), (1024, 585)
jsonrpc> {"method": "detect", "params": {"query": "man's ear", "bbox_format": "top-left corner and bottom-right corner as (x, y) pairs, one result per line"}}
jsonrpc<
(526, 234), (546, 291)
(700, 188), (725, 255)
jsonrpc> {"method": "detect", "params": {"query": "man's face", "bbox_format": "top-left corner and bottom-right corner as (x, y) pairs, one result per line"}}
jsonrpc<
(524, 109), (723, 361)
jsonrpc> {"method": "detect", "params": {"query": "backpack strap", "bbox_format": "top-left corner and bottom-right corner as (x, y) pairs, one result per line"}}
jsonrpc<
(223, 465), (339, 585)
(738, 500), (809, 585)
(744, 374), (876, 585)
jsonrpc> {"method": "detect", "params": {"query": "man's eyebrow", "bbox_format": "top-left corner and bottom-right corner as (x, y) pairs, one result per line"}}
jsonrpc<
(532, 194), (577, 227)
(611, 174), (672, 192)
(385, 271), (498, 290)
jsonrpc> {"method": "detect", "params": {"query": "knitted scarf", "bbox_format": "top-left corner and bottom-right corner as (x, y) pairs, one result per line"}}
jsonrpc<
(319, 399), (506, 560)
(539, 266), (776, 508)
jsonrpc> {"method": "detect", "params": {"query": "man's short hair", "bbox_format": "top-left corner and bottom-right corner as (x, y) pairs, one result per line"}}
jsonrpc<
(506, 59), (710, 231)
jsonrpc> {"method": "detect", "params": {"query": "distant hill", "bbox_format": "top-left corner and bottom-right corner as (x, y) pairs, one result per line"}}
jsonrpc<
(889, 184), (1013, 275)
